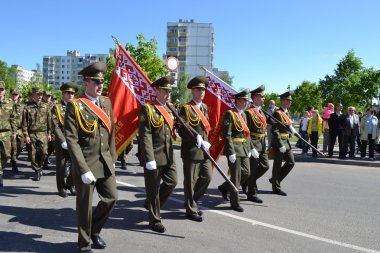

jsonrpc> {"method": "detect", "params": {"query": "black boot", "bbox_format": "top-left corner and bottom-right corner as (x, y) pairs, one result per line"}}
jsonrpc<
(33, 170), (41, 181)
(0, 175), (3, 187)
(120, 160), (127, 170)
(43, 159), (49, 170)
(11, 160), (19, 173)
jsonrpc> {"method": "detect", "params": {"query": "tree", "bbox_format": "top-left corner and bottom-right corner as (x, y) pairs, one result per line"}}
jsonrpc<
(125, 34), (167, 81)
(0, 60), (17, 91)
(319, 49), (380, 110)
(292, 81), (322, 114)
(171, 72), (191, 104)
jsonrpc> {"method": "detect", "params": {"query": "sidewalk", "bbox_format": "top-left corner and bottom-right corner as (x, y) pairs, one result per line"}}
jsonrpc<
(171, 142), (380, 167)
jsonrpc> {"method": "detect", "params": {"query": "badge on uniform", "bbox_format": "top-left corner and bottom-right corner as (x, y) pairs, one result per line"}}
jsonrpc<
(140, 114), (146, 122)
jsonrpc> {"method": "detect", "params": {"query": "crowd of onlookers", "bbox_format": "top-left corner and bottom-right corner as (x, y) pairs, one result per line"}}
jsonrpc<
(296, 103), (379, 160)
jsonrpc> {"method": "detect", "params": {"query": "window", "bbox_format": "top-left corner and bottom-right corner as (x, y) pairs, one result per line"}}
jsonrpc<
(168, 37), (177, 43)
(62, 71), (64, 74)
(179, 37), (187, 42)
(179, 66), (185, 72)
(178, 56), (186, 61)
(179, 47), (186, 52)
(168, 47), (177, 52)
(62, 65), (65, 68)
(169, 28), (177, 33)
(179, 28), (187, 33)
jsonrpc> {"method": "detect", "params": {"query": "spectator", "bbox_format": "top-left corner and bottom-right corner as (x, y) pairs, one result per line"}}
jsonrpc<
(356, 112), (363, 154)
(298, 111), (310, 155)
(266, 100), (277, 150)
(322, 103), (334, 153)
(360, 108), (378, 161)
(328, 103), (345, 158)
(307, 110), (322, 158)
(342, 106), (360, 158)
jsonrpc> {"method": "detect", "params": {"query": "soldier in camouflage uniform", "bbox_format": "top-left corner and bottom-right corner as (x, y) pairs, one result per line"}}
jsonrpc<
(52, 82), (78, 197)
(0, 81), (17, 187)
(139, 76), (177, 233)
(10, 88), (25, 173)
(43, 91), (55, 170)
(22, 87), (52, 181)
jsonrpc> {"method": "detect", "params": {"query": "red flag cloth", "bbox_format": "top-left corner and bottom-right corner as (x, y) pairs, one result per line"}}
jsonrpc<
(203, 68), (237, 161)
(108, 43), (156, 154)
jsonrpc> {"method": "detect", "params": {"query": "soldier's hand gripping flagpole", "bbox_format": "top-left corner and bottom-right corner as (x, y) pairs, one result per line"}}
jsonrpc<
(262, 110), (326, 156)
(166, 103), (239, 193)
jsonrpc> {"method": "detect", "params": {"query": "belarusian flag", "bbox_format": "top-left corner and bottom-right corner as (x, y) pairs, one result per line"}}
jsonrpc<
(202, 67), (237, 161)
(108, 41), (155, 154)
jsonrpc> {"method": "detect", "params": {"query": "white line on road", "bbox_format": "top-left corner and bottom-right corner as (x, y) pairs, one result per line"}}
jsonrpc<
(116, 180), (379, 253)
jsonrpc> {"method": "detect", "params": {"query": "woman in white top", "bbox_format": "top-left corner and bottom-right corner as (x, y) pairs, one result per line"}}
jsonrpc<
(360, 108), (378, 160)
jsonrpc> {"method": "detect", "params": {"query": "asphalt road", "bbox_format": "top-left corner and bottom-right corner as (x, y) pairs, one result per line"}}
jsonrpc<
(1, 146), (379, 253)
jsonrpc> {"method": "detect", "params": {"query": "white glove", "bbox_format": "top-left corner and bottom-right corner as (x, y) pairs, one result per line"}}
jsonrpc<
(81, 171), (96, 184)
(289, 125), (297, 135)
(145, 160), (157, 170)
(61, 141), (68, 150)
(196, 135), (203, 148)
(279, 146), (286, 153)
(201, 141), (211, 151)
(251, 148), (259, 159)
(248, 152), (251, 158)
(228, 154), (236, 163)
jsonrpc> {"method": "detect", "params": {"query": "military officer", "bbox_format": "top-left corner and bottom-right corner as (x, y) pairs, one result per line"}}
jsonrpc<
(65, 62), (118, 253)
(139, 76), (177, 233)
(217, 89), (251, 212)
(10, 88), (25, 173)
(243, 85), (273, 203)
(0, 81), (17, 187)
(269, 91), (297, 196)
(178, 76), (212, 222)
(22, 87), (52, 181)
(43, 90), (55, 170)
(52, 82), (78, 198)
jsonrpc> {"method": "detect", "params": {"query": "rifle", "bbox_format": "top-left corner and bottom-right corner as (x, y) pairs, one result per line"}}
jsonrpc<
(262, 109), (326, 156)
(166, 103), (239, 193)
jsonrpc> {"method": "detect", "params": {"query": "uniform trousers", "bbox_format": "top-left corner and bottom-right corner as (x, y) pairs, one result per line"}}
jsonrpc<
(271, 139), (295, 191)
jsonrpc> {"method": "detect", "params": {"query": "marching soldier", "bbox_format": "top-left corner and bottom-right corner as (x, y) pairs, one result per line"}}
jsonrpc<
(139, 76), (177, 233)
(269, 91), (297, 196)
(43, 90), (55, 170)
(117, 142), (133, 170)
(243, 85), (273, 203)
(65, 62), (118, 253)
(10, 88), (25, 173)
(217, 89), (251, 212)
(22, 87), (52, 181)
(52, 82), (78, 198)
(178, 76), (212, 222)
(0, 81), (17, 187)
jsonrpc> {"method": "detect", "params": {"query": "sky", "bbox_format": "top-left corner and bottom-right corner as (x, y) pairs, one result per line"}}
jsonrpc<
(1, 0), (379, 93)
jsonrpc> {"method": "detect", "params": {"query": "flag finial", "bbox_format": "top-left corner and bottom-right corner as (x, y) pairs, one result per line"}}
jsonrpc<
(111, 35), (120, 45)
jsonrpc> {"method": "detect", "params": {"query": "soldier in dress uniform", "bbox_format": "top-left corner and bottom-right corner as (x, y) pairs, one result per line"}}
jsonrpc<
(178, 76), (212, 222)
(22, 87), (52, 181)
(217, 89), (251, 212)
(52, 82), (78, 198)
(269, 91), (297, 196)
(10, 88), (25, 173)
(243, 85), (273, 203)
(138, 76), (177, 233)
(0, 81), (17, 187)
(65, 62), (118, 253)
(43, 90), (55, 170)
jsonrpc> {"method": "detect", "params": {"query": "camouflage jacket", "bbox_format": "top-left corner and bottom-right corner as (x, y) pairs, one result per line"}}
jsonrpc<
(0, 98), (17, 133)
(22, 101), (52, 136)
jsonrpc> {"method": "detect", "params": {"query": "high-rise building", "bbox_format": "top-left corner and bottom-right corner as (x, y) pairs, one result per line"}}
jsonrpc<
(166, 19), (214, 79)
(43, 50), (110, 90)
(11, 65), (41, 87)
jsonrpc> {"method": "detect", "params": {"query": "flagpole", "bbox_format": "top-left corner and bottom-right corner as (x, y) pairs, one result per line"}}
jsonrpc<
(111, 35), (120, 45)
(166, 103), (239, 193)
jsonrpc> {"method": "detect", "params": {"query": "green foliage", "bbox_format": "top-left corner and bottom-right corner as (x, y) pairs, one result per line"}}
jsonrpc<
(0, 60), (17, 91)
(125, 34), (167, 81)
(319, 49), (380, 110)
(263, 92), (279, 109)
(171, 72), (191, 103)
(104, 55), (116, 93)
(292, 81), (322, 113)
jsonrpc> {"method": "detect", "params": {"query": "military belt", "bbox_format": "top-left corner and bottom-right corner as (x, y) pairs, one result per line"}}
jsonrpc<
(0, 129), (10, 133)
(232, 138), (246, 142)
(280, 133), (290, 137)
(250, 132), (265, 138)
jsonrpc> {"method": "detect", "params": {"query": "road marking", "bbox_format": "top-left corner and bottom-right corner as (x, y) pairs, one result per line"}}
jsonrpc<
(116, 180), (379, 253)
